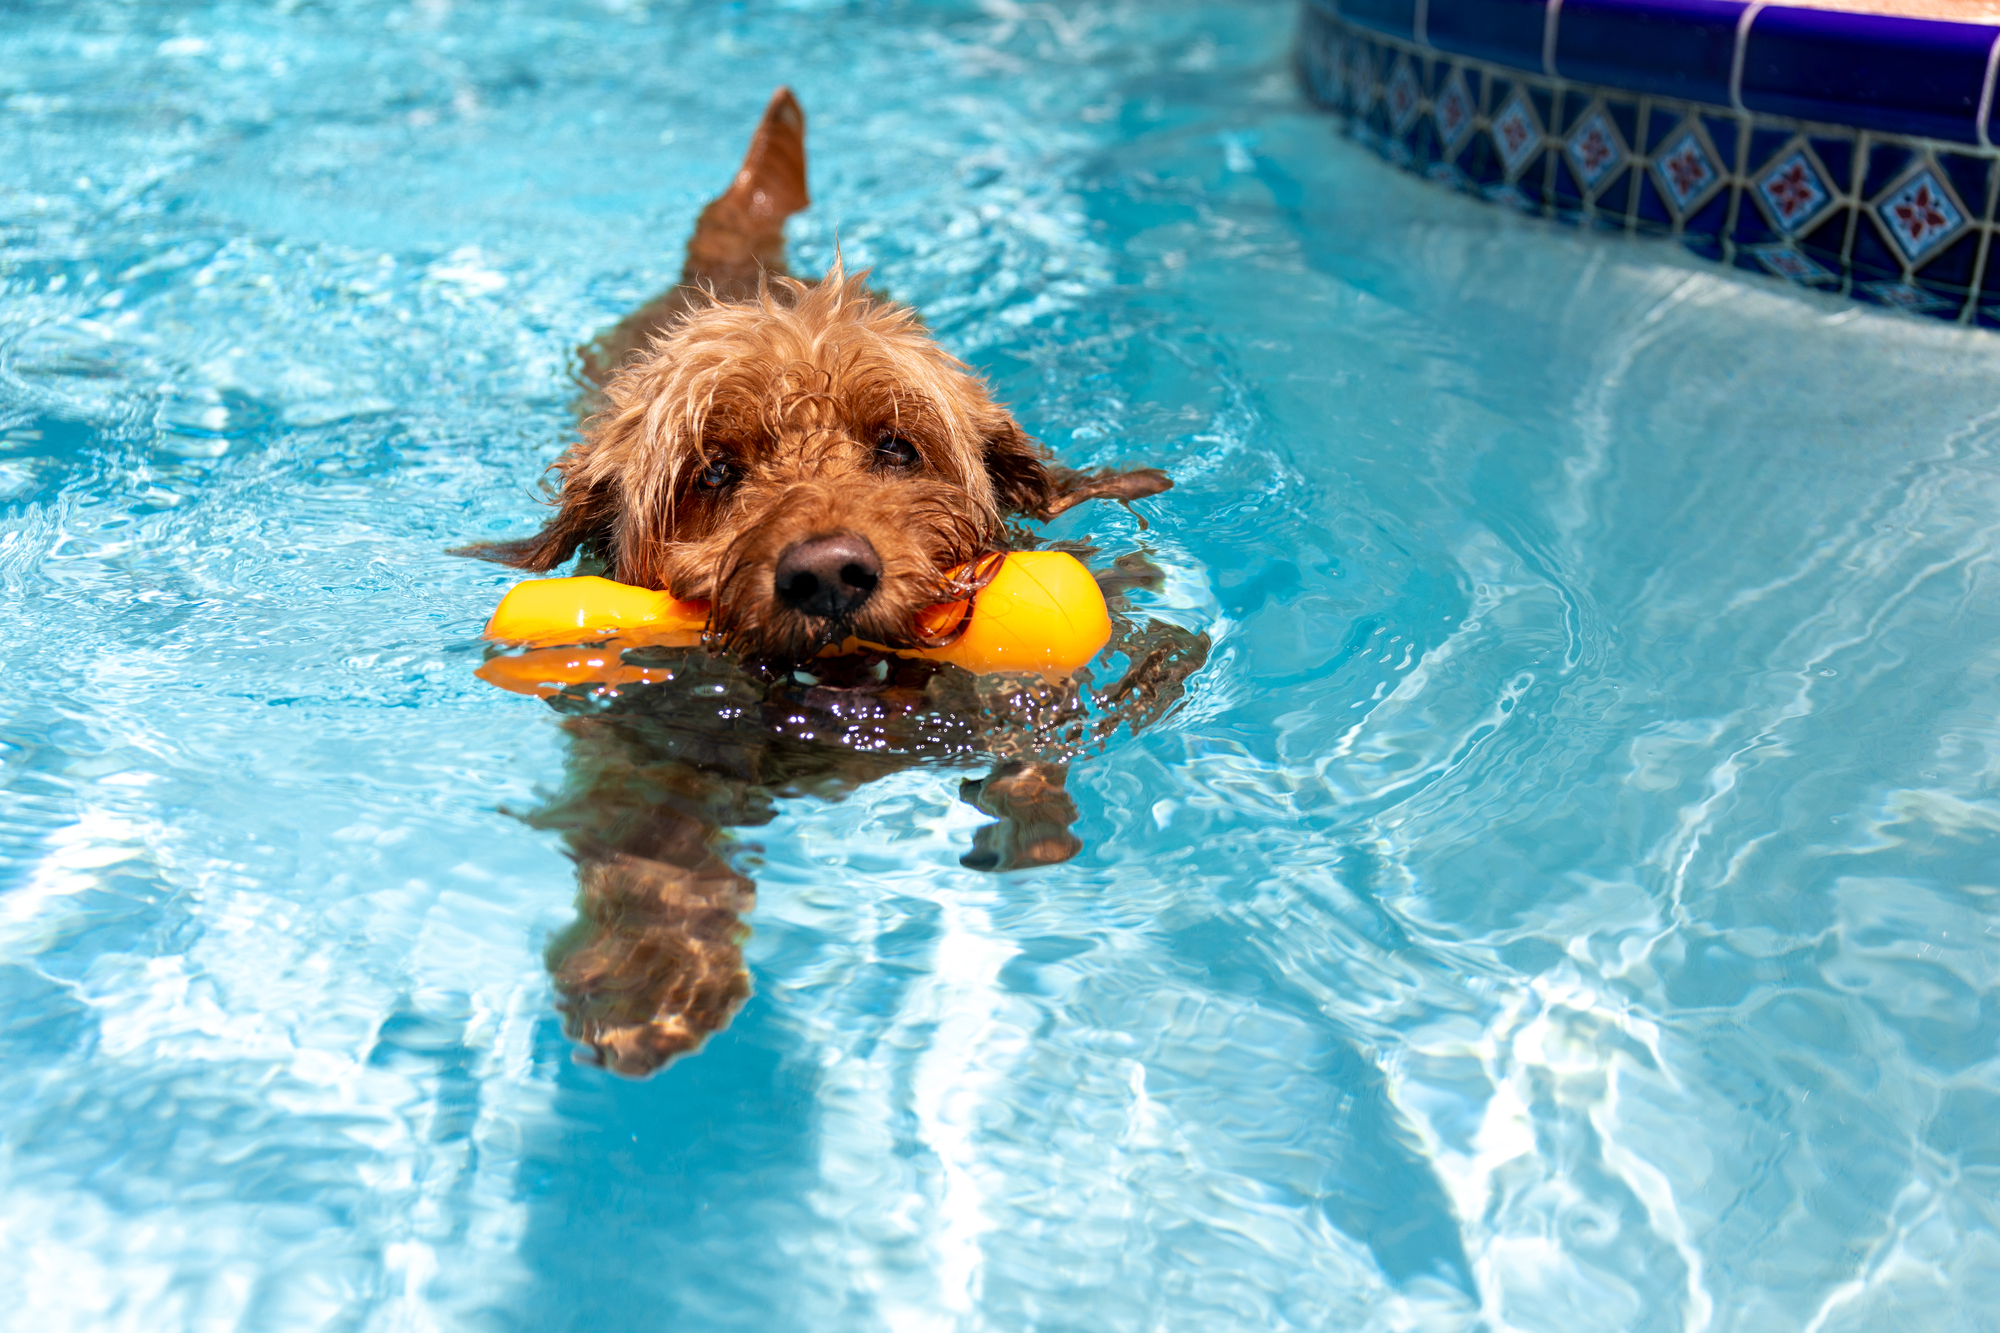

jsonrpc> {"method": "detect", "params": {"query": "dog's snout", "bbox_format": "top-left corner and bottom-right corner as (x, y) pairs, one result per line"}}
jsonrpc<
(774, 531), (882, 619)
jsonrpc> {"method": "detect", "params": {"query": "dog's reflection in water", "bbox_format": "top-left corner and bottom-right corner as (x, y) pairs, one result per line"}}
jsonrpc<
(524, 603), (1205, 1077)
(470, 88), (1208, 1075)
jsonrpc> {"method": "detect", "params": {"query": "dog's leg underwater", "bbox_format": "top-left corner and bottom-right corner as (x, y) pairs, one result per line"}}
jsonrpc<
(532, 717), (772, 1076)
(547, 841), (754, 1076)
(579, 86), (811, 386)
(958, 759), (1083, 871)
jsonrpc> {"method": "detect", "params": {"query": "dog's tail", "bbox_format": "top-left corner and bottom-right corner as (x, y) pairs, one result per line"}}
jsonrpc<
(681, 85), (810, 290)
(578, 87), (810, 386)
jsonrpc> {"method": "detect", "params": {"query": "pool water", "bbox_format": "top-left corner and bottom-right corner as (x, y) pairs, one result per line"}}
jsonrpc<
(5, 1), (1999, 1329)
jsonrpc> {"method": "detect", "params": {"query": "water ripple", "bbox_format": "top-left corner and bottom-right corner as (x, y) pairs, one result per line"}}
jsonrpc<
(4, 1), (2000, 1330)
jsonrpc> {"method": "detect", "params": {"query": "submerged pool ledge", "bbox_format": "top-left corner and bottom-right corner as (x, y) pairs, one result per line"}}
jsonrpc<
(1297, 0), (2000, 324)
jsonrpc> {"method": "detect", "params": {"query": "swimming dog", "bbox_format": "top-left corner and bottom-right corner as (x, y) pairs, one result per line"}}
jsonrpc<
(471, 89), (1207, 1075)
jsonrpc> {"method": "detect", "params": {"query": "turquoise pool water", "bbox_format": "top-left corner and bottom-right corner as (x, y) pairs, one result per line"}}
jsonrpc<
(5, 2), (2000, 1329)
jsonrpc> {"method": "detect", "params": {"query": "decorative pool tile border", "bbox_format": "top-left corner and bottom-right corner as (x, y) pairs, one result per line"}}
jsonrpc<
(1296, 0), (2000, 325)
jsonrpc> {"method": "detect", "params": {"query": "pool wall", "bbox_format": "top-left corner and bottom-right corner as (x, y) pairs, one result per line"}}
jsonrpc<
(1297, 0), (2000, 324)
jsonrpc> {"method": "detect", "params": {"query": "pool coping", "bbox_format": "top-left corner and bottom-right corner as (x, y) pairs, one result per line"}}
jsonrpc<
(1297, 0), (2000, 324)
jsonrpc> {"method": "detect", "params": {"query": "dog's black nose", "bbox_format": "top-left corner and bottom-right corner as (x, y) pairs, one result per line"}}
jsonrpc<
(774, 531), (882, 620)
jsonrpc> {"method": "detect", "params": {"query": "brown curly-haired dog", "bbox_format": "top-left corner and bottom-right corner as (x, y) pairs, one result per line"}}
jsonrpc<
(516, 271), (1050, 660)
(473, 89), (1204, 1076)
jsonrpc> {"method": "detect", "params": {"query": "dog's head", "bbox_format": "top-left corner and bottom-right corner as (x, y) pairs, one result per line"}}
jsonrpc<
(505, 268), (1052, 661)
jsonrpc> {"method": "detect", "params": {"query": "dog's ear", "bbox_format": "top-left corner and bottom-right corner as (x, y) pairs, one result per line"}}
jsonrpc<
(983, 416), (1055, 518)
(455, 474), (619, 572)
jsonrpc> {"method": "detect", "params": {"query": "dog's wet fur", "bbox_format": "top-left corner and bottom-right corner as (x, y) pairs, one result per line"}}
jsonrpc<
(467, 89), (1207, 1076)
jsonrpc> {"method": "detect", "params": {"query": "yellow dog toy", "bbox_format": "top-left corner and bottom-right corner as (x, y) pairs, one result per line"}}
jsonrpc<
(478, 550), (1112, 696)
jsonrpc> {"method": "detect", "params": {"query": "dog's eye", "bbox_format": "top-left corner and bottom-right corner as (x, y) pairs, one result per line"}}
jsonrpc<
(875, 434), (921, 468)
(695, 458), (737, 491)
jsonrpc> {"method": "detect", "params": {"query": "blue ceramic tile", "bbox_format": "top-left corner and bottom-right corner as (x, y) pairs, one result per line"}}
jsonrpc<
(1733, 201), (1780, 245)
(1304, 8), (2000, 324)
(1800, 208), (1851, 260)
(1427, 0), (1548, 70)
(1748, 129), (1792, 173)
(1555, 0), (1746, 106)
(1731, 248), (1770, 276)
(1510, 152), (1550, 201)
(1682, 232), (1726, 261)
(1913, 281), (1970, 309)
(1861, 279), (1959, 314)
(1917, 231), (1980, 284)
(1939, 152), (1992, 220)
(1850, 219), (1904, 276)
(1702, 115), (1741, 165)
(1472, 68), (1495, 112)
(1741, 9), (1995, 145)
(1341, 0), (1420, 41)
(1637, 173), (1674, 225)
(1876, 166), (1975, 259)
(1553, 155), (1585, 206)
(1753, 146), (1841, 233)
(1810, 137), (1855, 193)
(1644, 106), (1682, 155)
(1599, 167), (1635, 214)
(1527, 85), (1554, 130)
(1608, 100), (1638, 149)
(1554, 90), (1585, 136)
(1568, 93), (1616, 143)
(1928, 289), (1973, 319)
(1686, 191), (1731, 237)
(1863, 144), (1914, 199)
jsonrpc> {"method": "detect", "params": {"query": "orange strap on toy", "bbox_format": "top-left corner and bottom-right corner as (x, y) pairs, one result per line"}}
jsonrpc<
(477, 550), (1112, 696)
